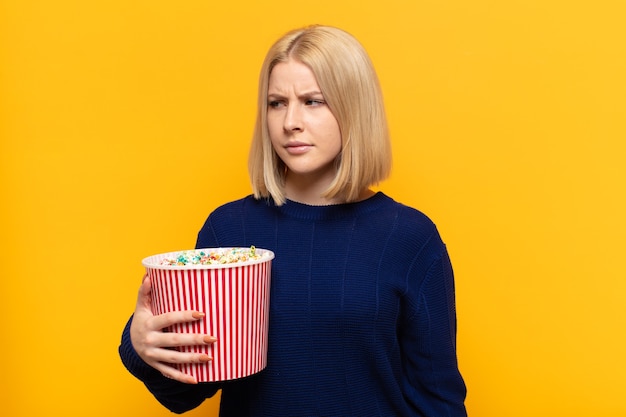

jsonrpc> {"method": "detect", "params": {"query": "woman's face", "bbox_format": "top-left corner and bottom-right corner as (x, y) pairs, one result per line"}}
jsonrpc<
(267, 59), (342, 189)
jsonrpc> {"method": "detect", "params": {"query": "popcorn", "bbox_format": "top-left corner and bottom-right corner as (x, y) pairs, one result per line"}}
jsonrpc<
(158, 246), (266, 266)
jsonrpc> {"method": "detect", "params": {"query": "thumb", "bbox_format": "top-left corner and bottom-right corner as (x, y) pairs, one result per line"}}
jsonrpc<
(136, 273), (153, 310)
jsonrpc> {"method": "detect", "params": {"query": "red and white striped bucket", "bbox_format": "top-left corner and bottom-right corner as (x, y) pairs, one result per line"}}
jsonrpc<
(142, 247), (274, 382)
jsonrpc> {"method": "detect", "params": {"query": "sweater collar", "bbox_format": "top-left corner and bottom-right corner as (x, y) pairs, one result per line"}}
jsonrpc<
(269, 191), (391, 221)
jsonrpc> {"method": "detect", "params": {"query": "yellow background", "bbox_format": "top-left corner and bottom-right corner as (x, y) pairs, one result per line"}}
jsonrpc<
(2, 0), (625, 416)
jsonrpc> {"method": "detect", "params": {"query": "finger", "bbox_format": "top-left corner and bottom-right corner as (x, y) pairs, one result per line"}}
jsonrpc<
(144, 348), (212, 384)
(136, 275), (153, 310)
(154, 348), (213, 365)
(152, 362), (199, 385)
(150, 310), (206, 331)
(150, 332), (217, 349)
(139, 274), (150, 292)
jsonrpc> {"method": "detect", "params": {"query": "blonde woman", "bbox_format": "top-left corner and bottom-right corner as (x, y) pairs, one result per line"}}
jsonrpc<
(120, 25), (467, 416)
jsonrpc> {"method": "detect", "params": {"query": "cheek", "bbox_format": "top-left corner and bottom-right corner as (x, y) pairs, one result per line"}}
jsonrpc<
(326, 120), (342, 152)
(267, 119), (278, 148)
(266, 117), (281, 145)
(267, 127), (285, 158)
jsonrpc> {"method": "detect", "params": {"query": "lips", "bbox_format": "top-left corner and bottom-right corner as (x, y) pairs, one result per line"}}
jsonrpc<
(285, 142), (312, 155)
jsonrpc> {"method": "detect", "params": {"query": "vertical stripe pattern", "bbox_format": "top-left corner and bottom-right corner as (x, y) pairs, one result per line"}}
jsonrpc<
(145, 254), (272, 382)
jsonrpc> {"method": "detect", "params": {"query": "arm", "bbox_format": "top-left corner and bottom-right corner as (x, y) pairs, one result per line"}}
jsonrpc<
(118, 276), (221, 413)
(400, 249), (468, 417)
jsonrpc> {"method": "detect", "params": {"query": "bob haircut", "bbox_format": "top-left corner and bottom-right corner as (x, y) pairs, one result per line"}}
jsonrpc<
(248, 25), (392, 205)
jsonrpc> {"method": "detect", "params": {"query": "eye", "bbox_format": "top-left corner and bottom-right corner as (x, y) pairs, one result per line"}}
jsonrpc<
(268, 100), (284, 108)
(305, 99), (325, 106)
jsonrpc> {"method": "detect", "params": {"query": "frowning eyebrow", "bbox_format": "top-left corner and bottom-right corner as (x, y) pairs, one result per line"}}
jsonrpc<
(267, 90), (324, 99)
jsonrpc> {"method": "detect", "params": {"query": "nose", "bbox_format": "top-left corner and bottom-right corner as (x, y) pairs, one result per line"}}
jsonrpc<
(283, 104), (303, 132)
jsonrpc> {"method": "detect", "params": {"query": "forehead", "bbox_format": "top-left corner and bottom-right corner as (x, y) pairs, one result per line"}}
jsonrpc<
(268, 59), (321, 93)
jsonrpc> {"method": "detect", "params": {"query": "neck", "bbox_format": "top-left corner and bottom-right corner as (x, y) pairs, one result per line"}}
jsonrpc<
(284, 179), (374, 206)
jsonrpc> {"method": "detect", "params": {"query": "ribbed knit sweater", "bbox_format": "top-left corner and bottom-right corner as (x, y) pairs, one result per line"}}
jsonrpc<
(119, 192), (467, 416)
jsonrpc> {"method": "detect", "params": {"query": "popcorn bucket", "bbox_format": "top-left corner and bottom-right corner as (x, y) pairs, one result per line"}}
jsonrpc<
(142, 247), (274, 382)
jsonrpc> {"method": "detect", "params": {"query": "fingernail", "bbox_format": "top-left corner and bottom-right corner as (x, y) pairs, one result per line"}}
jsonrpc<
(192, 311), (205, 319)
(203, 336), (217, 344)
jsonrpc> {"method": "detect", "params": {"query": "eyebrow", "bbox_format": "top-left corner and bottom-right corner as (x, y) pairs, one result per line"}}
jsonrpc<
(267, 90), (324, 99)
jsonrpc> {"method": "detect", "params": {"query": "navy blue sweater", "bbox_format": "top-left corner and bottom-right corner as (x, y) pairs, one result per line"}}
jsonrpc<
(119, 192), (467, 416)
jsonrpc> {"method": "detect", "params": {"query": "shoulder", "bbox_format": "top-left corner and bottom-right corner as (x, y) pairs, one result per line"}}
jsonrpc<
(211, 194), (253, 212)
(376, 193), (438, 235)
(203, 195), (279, 233)
(208, 195), (271, 218)
(375, 194), (446, 258)
(197, 195), (274, 248)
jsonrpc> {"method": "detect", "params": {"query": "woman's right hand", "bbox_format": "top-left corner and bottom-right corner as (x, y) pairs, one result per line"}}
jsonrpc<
(129, 274), (216, 384)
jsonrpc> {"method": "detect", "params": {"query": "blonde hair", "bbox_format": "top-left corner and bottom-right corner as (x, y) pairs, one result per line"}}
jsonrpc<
(248, 25), (392, 205)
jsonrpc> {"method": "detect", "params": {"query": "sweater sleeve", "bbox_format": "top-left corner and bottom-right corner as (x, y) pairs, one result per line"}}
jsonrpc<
(118, 316), (221, 413)
(400, 247), (468, 417)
